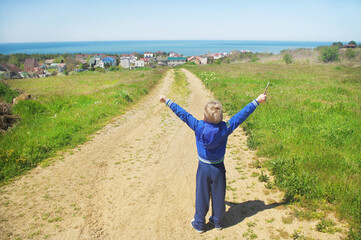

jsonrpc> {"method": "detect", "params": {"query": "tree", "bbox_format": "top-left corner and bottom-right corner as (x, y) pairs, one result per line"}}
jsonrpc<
(283, 53), (292, 64)
(64, 56), (77, 71)
(332, 42), (343, 49)
(320, 47), (339, 63)
(53, 56), (64, 63)
(348, 41), (357, 47)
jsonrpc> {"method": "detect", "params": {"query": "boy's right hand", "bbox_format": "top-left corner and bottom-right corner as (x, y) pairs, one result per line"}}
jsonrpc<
(159, 95), (167, 103)
(256, 94), (267, 104)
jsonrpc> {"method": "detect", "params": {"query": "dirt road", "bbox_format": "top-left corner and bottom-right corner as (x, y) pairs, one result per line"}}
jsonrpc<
(0, 69), (345, 239)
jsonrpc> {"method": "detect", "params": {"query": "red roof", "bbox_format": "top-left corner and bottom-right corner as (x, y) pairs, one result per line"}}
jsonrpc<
(24, 59), (37, 72)
(3, 63), (21, 72)
(76, 54), (90, 59)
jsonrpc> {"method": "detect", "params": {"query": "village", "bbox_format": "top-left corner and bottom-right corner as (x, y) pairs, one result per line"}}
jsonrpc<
(0, 50), (251, 79)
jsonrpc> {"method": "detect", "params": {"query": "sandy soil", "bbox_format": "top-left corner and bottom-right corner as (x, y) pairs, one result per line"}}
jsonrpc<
(0, 69), (346, 240)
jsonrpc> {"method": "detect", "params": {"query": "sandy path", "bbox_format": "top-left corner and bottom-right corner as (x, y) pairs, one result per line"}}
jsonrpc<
(0, 69), (346, 240)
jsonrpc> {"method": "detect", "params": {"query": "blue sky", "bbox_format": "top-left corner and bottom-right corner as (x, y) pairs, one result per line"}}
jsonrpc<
(0, 0), (360, 43)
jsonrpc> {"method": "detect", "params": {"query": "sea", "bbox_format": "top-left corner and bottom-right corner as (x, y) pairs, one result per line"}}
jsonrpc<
(0, 40), (332, 56)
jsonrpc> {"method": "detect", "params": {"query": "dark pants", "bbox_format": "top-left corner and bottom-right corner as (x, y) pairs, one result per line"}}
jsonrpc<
(193, 161), (226, 230)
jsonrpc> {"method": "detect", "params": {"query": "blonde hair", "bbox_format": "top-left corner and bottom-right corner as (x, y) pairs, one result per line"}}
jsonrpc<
(204, 100), (223, 124)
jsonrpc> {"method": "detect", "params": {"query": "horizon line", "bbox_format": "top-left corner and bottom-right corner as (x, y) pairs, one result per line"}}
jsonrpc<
(0, 39), (351, 45)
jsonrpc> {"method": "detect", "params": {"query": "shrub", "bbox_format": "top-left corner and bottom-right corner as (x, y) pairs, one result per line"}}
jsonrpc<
(0, 82), (19, 103)
(320, 47), (339, 63)
(332, 42), (344, 49)
(283, 53), (293, 64)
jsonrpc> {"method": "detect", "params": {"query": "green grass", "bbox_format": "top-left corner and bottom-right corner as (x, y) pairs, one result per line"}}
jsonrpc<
(185, 62), (361, 236)
(0, 68), (167, 183)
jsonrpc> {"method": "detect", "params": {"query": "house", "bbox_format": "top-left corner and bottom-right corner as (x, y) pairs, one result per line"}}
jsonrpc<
(200, 56), (208, 65)
(156, 57), (168, 66)
(89, 57), (101, 68)
(44, 59), (54, 65)
(24, 59), (37, 72)
(76, 54), (90, 59)
(49, 63), (66, 72)
(135, 59), (145, 68)
(120, 57), (131, 69)
(93, 53), (106, 58)
(3, 63), (21, 72)
(155, 51), (165, 57)
(343, 44), (356, 48)
(100, 57), (116, 68)
(144, 52), (154, 58)
(188, 56), (201, 65)
(167, 57), (187, 67)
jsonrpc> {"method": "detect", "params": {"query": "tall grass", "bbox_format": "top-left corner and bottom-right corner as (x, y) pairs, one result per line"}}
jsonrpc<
(0, 68), (167, 182)
(186, 63), (361, 236)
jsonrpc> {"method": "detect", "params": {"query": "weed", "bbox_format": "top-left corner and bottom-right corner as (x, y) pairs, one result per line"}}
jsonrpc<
(265, 181), (274, 189)
(282, 216), (294, 224)
(291, 229), (306, 240)
(247, 222), (256, 227)
(258, 171), (269, 182)
(48, 216), (63, 223)
(315, 218), (341, 234)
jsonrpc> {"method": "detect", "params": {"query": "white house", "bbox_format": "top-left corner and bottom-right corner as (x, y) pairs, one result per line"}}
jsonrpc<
(200, 56), (208, 65)
(144, 52), (154, 58)
(120, 57), (131, 69)
(135, 59), (145, 68)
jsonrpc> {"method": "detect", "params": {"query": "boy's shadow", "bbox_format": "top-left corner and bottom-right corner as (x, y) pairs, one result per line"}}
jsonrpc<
(205, 200), (284, 230)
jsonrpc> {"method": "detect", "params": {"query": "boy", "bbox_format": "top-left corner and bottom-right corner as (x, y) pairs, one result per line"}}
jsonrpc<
(159, 93), (267, 233)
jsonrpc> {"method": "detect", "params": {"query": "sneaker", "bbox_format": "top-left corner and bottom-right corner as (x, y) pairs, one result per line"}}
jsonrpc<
(191, 219), (204, 234)
(209, 216), (223, 230)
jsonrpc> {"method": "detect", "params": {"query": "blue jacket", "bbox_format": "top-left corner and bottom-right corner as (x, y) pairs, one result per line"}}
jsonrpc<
(165, 99), (259, 164)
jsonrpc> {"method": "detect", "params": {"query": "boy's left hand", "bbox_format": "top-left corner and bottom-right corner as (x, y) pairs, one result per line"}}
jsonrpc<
(256, 94), (267, 104)
(159, 95), (167, 103)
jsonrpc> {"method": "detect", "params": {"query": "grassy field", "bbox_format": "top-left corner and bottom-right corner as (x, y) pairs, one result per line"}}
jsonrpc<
(185, 62), (361, 237)
(0, 68), (167, 183)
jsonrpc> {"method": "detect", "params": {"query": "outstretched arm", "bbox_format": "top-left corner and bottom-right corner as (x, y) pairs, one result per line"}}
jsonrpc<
(159, 95), (199, 131)
(226, 94), (267, 135)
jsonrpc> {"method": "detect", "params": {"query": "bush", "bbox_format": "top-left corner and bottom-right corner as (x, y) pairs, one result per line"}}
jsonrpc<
(0, 82), (19, 103)
(283, 53), (293, 64)
(95, 67), (106, 73)
(332, 42), (344, 49)
(320, 47), (339, 63)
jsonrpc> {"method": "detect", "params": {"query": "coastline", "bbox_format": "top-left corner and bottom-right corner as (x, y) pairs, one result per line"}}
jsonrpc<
(0, 40), (333, 56)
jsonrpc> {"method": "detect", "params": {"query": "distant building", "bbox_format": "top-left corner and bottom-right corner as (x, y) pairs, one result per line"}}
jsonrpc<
(188, 56), (201, 65)
(343, 44), (356, 48)
(167, 57), (187, 67)
(44, 59), (54, 65)
(24, 59), (37, 72)
(100, 57), (117, 68)
(155, 51), (165, 57)
(120, 57), (131, 69)
(144, 52), (154, 58)
(135, 59), (145, 68)
(89, 57), (101, 67)
(200, 56), (208, 65)
(156, 57), (168, 66)
(49, 63), (66, 72)
(3, 63), (21, 72)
